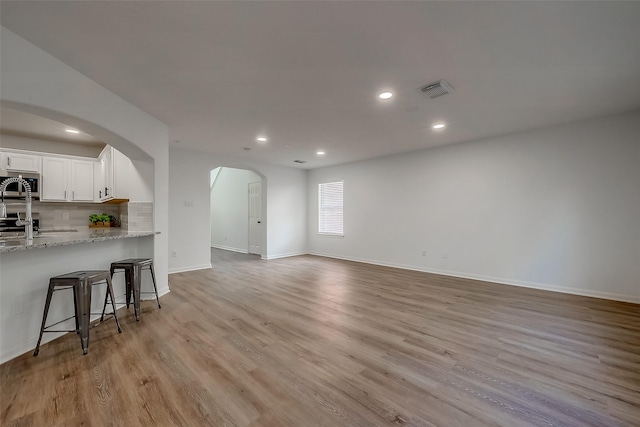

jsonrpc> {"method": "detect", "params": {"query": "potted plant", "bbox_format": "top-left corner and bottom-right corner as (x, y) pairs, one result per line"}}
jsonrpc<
(89, 213), (102, 226)
(89, 213), (116, 227)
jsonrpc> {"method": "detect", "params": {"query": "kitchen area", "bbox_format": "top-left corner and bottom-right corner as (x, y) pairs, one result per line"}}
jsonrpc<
(0, 107), (160, 364)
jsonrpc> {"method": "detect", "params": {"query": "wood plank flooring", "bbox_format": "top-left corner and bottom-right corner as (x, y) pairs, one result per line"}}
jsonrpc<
(1, 248), (639, 426)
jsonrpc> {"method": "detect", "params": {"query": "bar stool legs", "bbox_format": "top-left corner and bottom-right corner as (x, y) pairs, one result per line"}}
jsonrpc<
(110, 258), (161, 321)
(34, 280), (56, 357)
(34, 271), (122, 357)
(149, 262), (161, 309)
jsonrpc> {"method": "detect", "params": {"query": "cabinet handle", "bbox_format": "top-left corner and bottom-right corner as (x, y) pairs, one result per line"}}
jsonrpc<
(64, 190), (67, 199)
(72, 191), (75, 200)
(105, 187), (109, 197)
(7, 157), (10, 167)
(99, 190), (102, 198)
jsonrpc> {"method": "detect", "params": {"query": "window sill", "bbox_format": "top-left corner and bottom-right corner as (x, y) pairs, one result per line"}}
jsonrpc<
(318, 233), (344, 239)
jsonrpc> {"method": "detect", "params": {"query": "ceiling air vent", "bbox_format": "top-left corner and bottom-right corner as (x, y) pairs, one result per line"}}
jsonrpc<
(293, 160), (307, 164)
(420, 80), (454, 99)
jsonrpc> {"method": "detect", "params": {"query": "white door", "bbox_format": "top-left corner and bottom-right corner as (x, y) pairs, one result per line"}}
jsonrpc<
(248, 181), (262, 255)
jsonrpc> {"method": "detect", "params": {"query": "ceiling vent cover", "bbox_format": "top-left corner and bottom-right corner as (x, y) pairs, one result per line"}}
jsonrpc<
(293, 160), (307, 164)
(420, 80), (454, 99)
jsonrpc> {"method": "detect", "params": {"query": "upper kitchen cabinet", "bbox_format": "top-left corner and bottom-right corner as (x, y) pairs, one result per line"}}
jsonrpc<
(41, 156), (95, 202)
(41, 157), (68, 201)
(71, 160), (95, 201)
(1, 150), (41, 173)
(96, 145), (130, 203)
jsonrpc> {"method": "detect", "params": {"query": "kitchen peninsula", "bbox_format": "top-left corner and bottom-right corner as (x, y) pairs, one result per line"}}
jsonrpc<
(0, 228), (160, 363)
(0, 227), (158, 253)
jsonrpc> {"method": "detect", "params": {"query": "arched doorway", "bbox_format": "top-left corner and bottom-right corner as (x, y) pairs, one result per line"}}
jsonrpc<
(209, 166), (267, 258)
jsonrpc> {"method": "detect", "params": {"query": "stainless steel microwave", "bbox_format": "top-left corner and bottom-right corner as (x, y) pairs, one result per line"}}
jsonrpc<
(0, 170), (41, 199)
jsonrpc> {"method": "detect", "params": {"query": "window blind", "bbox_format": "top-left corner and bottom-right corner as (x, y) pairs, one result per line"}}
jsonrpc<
(318, 181), (343, 235)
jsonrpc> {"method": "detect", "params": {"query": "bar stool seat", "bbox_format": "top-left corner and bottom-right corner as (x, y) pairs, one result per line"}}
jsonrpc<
(109, 258), (161, 321)
(34, 270), (122, 356)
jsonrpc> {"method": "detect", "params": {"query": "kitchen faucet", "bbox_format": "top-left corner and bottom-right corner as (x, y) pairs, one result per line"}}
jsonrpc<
(0, 176), (34, 241)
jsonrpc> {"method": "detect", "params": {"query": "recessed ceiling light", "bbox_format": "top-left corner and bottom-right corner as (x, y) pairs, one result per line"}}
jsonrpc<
(317, 151), (325, 156)
(378, 92), (393, 100)
(256, 136), (268, 142)
(65, 129), (80, 134)
(432, 123), (446, 130)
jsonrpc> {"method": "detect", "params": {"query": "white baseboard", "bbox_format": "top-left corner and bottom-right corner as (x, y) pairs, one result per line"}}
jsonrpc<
(140, 287), (170, 300)
(211, 244), (248, 254)
(309, 252), (640, 304)
(264, 251), (308, 260)
(168, 264), (212, 274)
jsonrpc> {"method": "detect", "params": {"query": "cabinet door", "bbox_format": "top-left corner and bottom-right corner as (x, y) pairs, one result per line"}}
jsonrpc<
(71, 160), (95, 201)
(5, 152), (41, 173)
(41, 157), (69, 201)
(94, 161), (104, 202)
(111, 147), (130, 199)
(97, 148), (113, 201)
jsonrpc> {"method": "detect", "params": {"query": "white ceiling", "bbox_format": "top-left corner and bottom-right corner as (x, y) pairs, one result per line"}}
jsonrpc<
(1, 1), (640, 169)
(0, 106), (105, 147)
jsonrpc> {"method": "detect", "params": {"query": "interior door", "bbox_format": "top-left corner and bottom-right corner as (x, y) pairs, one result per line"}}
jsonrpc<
(248, 181), (262, 255)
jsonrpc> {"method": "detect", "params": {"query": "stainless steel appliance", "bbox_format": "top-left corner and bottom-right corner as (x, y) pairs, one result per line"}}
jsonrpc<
(0, 212), (39, 238)
(0, 170), (40, 199)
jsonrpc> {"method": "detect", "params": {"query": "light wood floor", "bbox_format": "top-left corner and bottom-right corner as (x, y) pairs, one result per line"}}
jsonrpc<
(1, 249), (639, 426)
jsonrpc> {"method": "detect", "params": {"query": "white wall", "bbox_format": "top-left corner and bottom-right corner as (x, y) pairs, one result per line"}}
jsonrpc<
(210, 167), (261, 253)
(0, 26), (170, 294)
(169, 147), (307, 273)
(308, 111), (640, 303)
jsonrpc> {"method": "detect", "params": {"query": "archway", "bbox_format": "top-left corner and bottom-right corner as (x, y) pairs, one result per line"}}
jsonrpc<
(1, 101), (153, 161)
(209, 166), (267, 259)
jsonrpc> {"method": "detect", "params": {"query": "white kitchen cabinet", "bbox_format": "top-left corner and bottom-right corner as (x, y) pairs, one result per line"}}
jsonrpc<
(41, 157), (95, 202)
(71, 160), (95, 201)
(96, 145), (129, 202)
(41, 157), (68, 201)
(2, 151), (41, 173)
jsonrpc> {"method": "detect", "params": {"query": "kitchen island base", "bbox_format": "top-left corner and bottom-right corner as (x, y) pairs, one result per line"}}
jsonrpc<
(0, 231), (162, 364)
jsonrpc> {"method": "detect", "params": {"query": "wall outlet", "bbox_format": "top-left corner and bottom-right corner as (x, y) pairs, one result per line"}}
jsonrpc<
(184, 200), (194, 208)
(421, 250), (426, 257)
(171, 250), (177, 258)
(13, 297), (24, 315)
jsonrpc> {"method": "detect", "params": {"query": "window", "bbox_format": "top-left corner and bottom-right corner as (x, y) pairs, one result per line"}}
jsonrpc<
(318, 181), (344, 236)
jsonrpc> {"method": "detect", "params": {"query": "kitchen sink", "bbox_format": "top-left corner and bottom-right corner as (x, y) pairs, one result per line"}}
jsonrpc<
(0, 235), (51, 245)
(0, 240), (24, 246)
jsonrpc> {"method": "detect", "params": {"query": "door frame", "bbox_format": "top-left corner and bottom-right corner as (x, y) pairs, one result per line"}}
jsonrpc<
(209, 165), (267, 259)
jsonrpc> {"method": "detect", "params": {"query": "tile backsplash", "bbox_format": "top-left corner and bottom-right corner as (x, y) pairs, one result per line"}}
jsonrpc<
(32, 201), (120, 229)
(29, 201), (152, 231)
(120, 202), (153, 231)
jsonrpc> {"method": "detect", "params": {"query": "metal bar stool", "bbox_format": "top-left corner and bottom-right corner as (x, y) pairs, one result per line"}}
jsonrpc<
(108, 258), (161, 321)
(34, 271), (122, 356)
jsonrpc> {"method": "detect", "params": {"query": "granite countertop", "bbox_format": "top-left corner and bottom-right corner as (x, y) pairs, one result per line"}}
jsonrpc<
(0, 228), (159, 253)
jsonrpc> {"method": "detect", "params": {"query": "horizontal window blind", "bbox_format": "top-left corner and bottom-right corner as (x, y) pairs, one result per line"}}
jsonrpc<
(318, 181), (343, 235)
